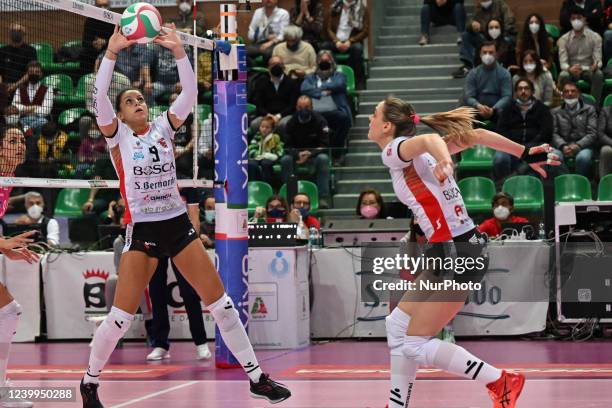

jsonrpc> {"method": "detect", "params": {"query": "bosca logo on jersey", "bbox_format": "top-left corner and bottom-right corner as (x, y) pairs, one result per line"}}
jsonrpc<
(133, 162), (175, 176)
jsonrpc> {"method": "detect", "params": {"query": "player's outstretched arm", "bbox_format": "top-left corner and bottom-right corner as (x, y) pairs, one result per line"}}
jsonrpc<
(94, 25), (136, 137)
(157, 23), (198, 130)
(0, 231), (40, 264)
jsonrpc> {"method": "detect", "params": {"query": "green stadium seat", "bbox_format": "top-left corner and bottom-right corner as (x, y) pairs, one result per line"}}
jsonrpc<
(42, 74), (73, 105)
(457, 145), (495, 172)
(549, 62), (558, 81)
(337, 64), (358, 112)
(58, 108), (86, 128)
(66, 74), (92, 106)
(254, 55), (265, 67)
(248, 181), (273, 216)
(555, 174), (592, 202)
(249, 66), (269, 74)
(582, 93), (596, 105)
(148, 105), (168, 121)
(604, 94), (612, 107)
(247, 103), (256, 115)
(576, 79), (590, 93)
(31, 42), (59, 72)
(333, 52), (350, 64)
(502, 175), (544, 212)
(597, 174), (612, 200)
(545, 24), (560, 40)
(54, 188), (90, 217)
(457, 176), (496, 213)
(279, 180), (319, 214)
(197, 104), (212, 120)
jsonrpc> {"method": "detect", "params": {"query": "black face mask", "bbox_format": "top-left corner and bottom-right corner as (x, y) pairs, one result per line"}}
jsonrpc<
(318, 61), (332, 71)
(270, 64), (284, 77)
(287, 41), (300, 52)
(10, 30), (23, 44)
(29, 74), (41, 84)
(297, 108), (312, 123)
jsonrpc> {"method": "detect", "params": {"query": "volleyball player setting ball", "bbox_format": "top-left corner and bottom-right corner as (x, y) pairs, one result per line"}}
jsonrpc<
(369, 98), (559, 408)
(0, 126), (40, 408)
(79, 25), (290, 407)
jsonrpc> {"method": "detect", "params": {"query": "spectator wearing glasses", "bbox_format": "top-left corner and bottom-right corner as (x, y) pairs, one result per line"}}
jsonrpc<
(287, 192), (320, 229)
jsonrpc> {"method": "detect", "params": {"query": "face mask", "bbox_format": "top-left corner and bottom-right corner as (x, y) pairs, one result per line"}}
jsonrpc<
(516, 97), (532, 106)
(360, 205), (379, 219)
(267, 207), (286, 218)
(488, 28), (501, 40)
(28, 74), (41, 84)
(297, 109), (312, 123)
(564, 98), (579, 106)
(205, 209), (215, 223)
(529, 23), (540, 34)
(318, 60), (332, 71)
(10, 30), (23, 44)
(523, 63), (536, 73)
(28, 204), (43, 220)
(571, 19), (584, 31)
(480, 0), (493, 9)
(270, 64), (284, 77)
(481, 54), (496, 66)
(287, 41), (300, 51)
(298, 207), (310, 218)
(179, 2), (191, 14)
(493, 205), (510, 221)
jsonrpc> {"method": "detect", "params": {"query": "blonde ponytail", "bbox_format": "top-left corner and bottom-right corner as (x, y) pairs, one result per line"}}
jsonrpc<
(420, 107), (481, 147)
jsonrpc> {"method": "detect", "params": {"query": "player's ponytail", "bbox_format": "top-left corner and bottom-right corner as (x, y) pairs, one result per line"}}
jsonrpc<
(382, 96), (479, 147)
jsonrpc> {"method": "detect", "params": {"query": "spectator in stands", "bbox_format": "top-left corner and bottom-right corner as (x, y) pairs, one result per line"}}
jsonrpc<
(252, 195), (290, 223)
(79, 0), (114, 74)
(272, 25), (317, 80)
(478, 192), (529, 238)
(515, 14), (554, 70)
(452, 0), (516, 78)
(248, 115), (284, 184)
(290, 0), (325, 50)
(200, 194), (216, 249)
(484, 18), (516, 69)
(287, 192), (320, 229)
(251, 56), (300, 134)
(0, 23), (37, 92)
(81, 158), (118, 217)
(5, 61), (53, 135)
(77, 117), (107, 177)
(281, 95), (331, 208)
(321, 0), (369, 88)
(419, 0), (466, 46)
(602, 0), (612, 63)
(356, 189), (386, 219)
(596, 99), (612, 177)
(37, 121), (68, 179)
(172, 0), (206, 36)
(247, 0), (290, 65)
(151, 27), (192, 103)
(552, 81), (597, 178)
(495, 78), (554, 181)
(14, 191), (59, 247)
(301, 50), (352, 163)
(102, 197), (126, 226)
(512, 50), (555, 106)
(558, 7), (604, 104)
(197, 41), (213, 105)
(463, 42), (512, 121)
(560, 0), (603, 35)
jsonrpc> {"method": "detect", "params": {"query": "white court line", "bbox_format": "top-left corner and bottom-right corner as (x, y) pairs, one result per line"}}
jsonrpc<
(108, 381), (199, 408)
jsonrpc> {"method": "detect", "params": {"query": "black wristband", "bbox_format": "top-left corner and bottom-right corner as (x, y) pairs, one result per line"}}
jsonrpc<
(521, 145), (548, 164)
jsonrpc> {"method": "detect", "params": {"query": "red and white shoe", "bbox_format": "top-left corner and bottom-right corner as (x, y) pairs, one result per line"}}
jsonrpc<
(486, 370), (525, 408)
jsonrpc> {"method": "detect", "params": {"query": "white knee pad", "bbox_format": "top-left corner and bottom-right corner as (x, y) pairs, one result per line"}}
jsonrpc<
(98, 306), (133, 340)
(207, 293), (241, 332)
(0, 301), (22, 339)
(386, 308), (412, 355)
(403, 336), (441, 366)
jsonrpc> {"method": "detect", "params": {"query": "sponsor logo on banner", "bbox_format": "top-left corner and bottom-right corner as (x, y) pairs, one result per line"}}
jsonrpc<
(251, 296), (268, 317)
(249, 283), (278, 321)
(82, 269), (110, 310)
(268, 251), (289, 277)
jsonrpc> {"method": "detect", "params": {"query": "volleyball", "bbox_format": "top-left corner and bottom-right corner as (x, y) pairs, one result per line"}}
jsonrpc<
(120, 2), (163, 44)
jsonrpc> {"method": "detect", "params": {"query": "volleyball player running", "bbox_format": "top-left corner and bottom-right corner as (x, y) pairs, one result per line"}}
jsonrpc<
(370, 97), (559, 408)
(0, 126), (40, 408)
(79, 25), (290, 407)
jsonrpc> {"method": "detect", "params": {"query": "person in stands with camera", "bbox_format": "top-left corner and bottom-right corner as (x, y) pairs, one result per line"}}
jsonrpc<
(478, 192), (528, 238)
(13, 191), (59, 247)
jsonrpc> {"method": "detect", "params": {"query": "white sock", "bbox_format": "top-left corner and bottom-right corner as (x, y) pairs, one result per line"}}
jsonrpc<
(84, 306), (133, 384)
(0, 301), (21, 385)
(421, 338), (502, 385)
(207, 294), (262, 382)
(386, 308), (417, 408)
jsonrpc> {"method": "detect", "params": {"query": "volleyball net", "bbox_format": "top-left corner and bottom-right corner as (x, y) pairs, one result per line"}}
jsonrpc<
(0, 0), (216, 197)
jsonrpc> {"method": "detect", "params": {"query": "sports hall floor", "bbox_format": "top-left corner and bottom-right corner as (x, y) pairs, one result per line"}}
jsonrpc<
(8, 340), (612, 407)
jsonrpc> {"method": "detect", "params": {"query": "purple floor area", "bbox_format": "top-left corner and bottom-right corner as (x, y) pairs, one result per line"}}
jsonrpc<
(7, 340), (612, 407)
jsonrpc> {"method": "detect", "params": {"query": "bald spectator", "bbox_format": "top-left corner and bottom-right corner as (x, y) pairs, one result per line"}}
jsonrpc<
(272, 25), (317, 80)
(247, 0), (290, 65)
(0, 23), (37, 93)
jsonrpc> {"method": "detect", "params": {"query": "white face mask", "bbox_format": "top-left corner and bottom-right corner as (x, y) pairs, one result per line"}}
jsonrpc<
(481, 0), (493, 8)
(488, 28), (501, 39)
(564, 98), (579, 106)
(28, 204), (43, 220)
(481, 53), (496, 66)
(523, 63), (536, 73)
(179, 2), (191, 14)
(529, 23), (540, 34)
(493, 205), (510, 221)
(571, 19), (584, 31)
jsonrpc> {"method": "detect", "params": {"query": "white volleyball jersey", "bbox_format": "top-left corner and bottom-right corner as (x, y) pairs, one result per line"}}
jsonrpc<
(382, 136), (474, 242)
(105, 112), (186, 224)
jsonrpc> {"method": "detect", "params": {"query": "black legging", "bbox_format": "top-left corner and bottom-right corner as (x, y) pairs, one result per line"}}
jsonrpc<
(148, 257), (207, 350)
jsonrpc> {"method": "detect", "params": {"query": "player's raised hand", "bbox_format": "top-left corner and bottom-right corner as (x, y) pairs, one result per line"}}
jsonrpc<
(154, 23), (186, 58)
(523, 144), (561, 178)
(108, 24), (137, 54)
(433, 159), (455, 184)
(0, 231), (35, 250)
